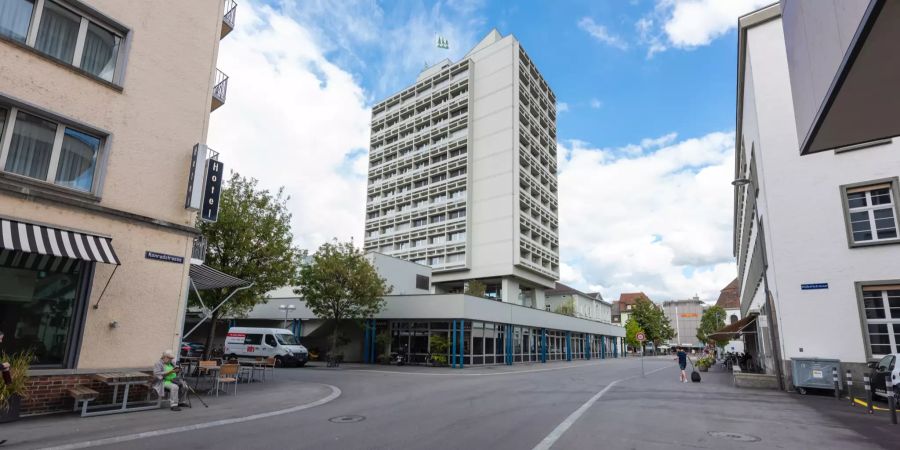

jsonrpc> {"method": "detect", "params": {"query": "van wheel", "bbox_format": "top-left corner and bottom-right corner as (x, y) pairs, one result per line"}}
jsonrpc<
(297, 362), (306, 367)
(274, 356), (284, 368)
(797, 387), (807, 395)
(226, 354), (237, 361)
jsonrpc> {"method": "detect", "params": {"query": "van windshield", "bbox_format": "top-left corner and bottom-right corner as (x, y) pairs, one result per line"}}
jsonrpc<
(275, 333), (300, 345)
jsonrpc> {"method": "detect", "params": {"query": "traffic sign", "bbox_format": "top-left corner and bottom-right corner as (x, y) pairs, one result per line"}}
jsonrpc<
(636, 332), (646, 342)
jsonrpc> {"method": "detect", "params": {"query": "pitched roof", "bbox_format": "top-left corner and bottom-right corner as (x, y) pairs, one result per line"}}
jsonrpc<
(618, 292), (649, 305)
(545, 282), (584, 296)
(715, 278), (741, 309)
(585, 292), (604, 301)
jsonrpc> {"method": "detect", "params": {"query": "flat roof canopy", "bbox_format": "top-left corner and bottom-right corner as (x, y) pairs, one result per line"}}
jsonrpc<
(799, 1), (900, 154)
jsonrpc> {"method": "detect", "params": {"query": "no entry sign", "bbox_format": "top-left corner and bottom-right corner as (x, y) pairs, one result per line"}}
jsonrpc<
(636, 332), (646, 342)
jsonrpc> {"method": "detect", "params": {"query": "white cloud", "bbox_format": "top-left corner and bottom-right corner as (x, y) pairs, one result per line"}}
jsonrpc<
(589, 98), (603, 109)
(578, 17), (629, 50)
(637, 0), (770, 57)
(208, 2), (371, 251)
(558, 131), (737, 301)
(557, 102), (570, 113)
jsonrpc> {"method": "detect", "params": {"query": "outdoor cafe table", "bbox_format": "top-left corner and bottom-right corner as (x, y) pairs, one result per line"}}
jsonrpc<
(237, 359), (266, 383)
(82, 371), (160, 417)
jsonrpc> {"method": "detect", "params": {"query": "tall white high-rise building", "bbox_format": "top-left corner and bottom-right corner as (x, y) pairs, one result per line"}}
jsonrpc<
(364, 30), (559, 307)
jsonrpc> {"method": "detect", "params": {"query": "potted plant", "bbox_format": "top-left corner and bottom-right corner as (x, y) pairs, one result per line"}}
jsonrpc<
(1, 350), (35, 423)
(695, 356), (714, 372)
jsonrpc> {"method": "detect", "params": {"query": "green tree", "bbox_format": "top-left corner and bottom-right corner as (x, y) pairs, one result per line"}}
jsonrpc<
(554, 299), (576, 316)
(631, 297), (675, 355)
(194, 173), (301, 356)
(697, 305), (729, 346)
(624, 317), (641, 350)
(464, 280), (486, 297)
(297, 240), (391, 358)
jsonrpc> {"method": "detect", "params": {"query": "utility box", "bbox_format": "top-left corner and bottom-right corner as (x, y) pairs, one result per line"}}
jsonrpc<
(791, 358), (840, 394)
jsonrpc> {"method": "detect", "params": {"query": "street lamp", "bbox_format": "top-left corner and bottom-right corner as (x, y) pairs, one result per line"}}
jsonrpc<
(278, 304), (296, 329)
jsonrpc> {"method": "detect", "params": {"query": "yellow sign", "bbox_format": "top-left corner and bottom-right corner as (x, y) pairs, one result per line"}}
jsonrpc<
(679, 313), (699, 318)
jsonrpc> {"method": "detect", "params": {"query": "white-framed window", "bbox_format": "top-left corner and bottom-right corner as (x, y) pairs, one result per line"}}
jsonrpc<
(448, 208), (465, 220)
(429, 256), (443, 266)
(446, 252), (464, 263)
(861, 286), (900, 357)
(845, 182), (898, 244)
(0, 105), (103, 193)
(1, 0), (126, 84)
(430, 214), (445, 224)
(412, 218), (426, 227)
(411, 238), (426, 248)
(430, 235), (445, 245)
(448, 231), (465, 242)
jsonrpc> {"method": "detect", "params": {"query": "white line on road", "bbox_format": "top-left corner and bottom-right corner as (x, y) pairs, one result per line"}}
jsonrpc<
(39, 384), (342, 450)
(531, 365), (671, 450)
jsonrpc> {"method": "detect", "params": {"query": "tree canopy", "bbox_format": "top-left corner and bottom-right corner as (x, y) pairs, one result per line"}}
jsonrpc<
(624, 317), (641, 349)
(630, 298), (674, 353)
(554, 299), (576, 317)
(697, 305), (729, 346)
(193, 173), (302, 355)
(297, 240), (391, 356)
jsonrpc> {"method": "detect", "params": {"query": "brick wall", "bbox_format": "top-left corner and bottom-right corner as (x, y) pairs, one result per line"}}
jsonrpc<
(23, 374), (153, 416)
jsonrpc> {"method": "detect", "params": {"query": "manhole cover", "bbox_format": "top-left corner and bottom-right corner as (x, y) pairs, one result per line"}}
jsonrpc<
(329, 415), (365, 423)
(708, 431), (760, 442)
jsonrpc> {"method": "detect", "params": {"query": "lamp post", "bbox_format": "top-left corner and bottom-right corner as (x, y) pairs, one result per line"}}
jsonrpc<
(279, 304), (296, 329)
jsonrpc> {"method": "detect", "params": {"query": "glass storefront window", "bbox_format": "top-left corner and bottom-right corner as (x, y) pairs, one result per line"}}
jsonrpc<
(0, 253), (85, 366)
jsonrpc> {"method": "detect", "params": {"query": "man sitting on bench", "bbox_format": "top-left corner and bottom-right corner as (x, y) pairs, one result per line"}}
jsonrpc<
(153, 350), (187, 411)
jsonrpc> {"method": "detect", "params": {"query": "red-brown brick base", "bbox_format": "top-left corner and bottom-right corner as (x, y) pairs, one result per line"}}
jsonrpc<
(23, 374), (153, 416)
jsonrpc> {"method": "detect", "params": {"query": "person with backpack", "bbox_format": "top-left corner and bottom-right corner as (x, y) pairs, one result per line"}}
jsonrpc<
(675, 347), (688, 383)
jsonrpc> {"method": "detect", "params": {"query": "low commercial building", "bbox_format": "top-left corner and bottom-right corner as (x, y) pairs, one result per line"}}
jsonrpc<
(662, 297), (706, 350)
(0, 0), (237, 415)
(734, 2), (900, 388)
(209, 253), (625, 365)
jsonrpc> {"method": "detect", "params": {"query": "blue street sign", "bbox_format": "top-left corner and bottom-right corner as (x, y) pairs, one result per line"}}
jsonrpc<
(801, 283), (828, 290)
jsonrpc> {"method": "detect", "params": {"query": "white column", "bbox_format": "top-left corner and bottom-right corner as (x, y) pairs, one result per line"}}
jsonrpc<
(501, 278), (520, 304)
(534, 288), (546, 310)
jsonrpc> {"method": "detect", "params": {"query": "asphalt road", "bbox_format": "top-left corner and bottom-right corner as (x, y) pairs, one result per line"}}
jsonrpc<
(14, 356), (896, 450)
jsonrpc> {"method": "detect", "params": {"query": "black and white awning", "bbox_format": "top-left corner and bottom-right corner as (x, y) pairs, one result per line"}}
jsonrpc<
(0, 218), (121, 265)
(189, 263), (249, 290)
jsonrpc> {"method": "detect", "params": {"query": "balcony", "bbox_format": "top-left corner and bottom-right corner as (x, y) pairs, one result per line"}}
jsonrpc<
(211, 68), (229, 111)
(191, 235), (208, 264)
(222, 0), (237, 38)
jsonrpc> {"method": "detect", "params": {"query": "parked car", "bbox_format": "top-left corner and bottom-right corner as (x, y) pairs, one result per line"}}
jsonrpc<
(180, 341), (205, 357)
(869, 353), (899, 399)
(223, 327), (308, 367)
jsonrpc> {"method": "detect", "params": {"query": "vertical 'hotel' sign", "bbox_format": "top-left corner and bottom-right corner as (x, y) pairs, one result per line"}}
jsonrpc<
(201, 159), (224, 222)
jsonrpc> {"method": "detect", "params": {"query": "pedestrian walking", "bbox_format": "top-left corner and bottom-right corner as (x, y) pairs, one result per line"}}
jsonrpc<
(675, 347), (688, 383)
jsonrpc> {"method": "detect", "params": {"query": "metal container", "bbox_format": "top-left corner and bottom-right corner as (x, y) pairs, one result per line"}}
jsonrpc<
(791, 358), (840, 394)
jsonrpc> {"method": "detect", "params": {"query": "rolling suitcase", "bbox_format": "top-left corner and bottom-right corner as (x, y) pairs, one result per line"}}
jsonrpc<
(689, 357), (701, 383)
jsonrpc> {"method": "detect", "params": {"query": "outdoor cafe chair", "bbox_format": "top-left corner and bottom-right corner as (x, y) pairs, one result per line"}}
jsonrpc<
(216, 364), (239, 396)
(264, 357), (276, 380)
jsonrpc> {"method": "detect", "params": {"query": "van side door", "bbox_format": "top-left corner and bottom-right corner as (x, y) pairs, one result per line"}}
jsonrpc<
(264, 334), (278, 356)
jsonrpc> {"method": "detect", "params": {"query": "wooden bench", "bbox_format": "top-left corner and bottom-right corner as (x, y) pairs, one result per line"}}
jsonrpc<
(68, 386), (99, 416)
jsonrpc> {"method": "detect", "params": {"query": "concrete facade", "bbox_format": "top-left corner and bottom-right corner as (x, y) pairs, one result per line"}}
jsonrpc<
(0, 0), (233, 414)
(364, 30), (559, 307)
(662, 298), (706, 349)
(736, 5), (900, 389)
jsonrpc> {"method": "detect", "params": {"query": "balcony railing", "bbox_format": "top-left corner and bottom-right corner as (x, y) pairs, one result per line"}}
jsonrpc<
(211, 68), (229, 111)
(221, 0), (237, 38)
(191, 235), (207, 264)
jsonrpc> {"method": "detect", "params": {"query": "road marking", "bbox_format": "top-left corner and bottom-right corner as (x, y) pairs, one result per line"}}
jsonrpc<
(343, 358), (651, 377)
(531, 365), (670, 450)
(39, 384), (342, 450)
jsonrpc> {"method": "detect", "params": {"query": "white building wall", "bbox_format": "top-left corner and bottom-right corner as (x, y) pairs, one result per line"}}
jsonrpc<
(738, 16), (900, 369)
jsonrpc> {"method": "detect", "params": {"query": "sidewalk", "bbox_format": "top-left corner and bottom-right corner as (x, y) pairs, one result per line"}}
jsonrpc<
(0, 373), (336, 449)
(555, 359), (900, 449)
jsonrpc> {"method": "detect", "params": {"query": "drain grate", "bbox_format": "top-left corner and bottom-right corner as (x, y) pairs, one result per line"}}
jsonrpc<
(708, 431), (760, 442)
(329, 415), (366, 423)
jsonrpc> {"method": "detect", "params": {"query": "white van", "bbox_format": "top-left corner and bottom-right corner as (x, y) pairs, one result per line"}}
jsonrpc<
(224, 327), (308, 367)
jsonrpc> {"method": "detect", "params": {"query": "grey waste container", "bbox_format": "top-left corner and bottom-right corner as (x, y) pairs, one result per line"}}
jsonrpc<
(791, 358), (840, 394)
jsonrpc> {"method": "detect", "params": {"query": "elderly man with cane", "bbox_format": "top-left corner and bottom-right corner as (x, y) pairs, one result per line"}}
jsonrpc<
(153, 350), (188, 411)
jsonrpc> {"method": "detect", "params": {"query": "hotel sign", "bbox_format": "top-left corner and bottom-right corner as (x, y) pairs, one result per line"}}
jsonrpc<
(201, 159), (223, 222)
(185, 144), (207, 210)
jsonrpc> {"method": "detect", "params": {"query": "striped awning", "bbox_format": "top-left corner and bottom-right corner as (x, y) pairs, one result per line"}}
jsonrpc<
(0, 218), (121, 265)
(189, 263), (249, 290)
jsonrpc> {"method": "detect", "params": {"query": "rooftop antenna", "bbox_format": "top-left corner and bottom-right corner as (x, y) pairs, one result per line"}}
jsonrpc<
(436, 34), (449, 50)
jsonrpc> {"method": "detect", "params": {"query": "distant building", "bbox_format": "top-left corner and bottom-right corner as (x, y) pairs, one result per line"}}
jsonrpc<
(545, 283), (612, 323)
(614, 292), (650, 326)
(715, 278), (744, 353)
(662, 297), (706, 349)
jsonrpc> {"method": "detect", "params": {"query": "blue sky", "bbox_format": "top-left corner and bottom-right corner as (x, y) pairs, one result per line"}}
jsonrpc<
(208, 0), (771, 301)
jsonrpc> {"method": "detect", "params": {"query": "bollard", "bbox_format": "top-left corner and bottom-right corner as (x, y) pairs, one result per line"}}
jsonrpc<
(864, 375), (874, 415)
(833, 367), (840, 400)
(847, 370), (854, 406)
(888, 378), (897, 425)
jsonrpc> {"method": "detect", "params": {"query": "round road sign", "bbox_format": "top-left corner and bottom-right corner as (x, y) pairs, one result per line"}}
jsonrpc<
(636, 332), (646, 342)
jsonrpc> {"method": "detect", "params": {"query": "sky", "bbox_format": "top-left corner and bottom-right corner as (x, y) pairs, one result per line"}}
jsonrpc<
(207, 0), (772, 303)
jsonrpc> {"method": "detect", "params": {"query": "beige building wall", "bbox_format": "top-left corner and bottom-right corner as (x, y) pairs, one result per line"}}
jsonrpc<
(0, 0), (228, 370)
